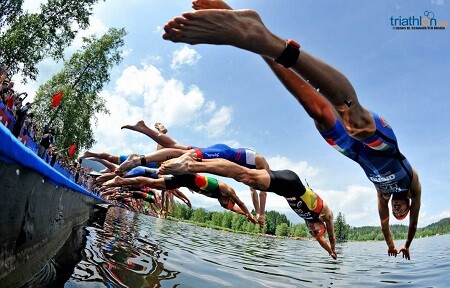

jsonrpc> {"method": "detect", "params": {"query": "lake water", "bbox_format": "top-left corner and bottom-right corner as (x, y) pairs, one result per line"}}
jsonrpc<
(64, 207), (450, 288)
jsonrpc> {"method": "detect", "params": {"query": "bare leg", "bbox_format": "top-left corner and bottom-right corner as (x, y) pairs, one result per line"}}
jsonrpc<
(103, 176), (130, 187)
(163, 9), (283, 59)
(116, 148), (187, 172)
(86, 157), (117, 172)
(96, 172), (119, 184)
(159, 154), (271, 190)
(121, 120), (188, 149)
(116, 153), (141, 172)
(163, 7), (375, 137)
(81, 151), (120, 164)
(103, 176), (166, 190)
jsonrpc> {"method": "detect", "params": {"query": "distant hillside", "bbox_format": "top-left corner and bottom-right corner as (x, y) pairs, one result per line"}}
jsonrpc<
(346, 217), (450, 241)
(424, 217), (450, 229)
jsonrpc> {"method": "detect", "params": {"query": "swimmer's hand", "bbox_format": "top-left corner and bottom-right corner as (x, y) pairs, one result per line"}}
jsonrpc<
(247, 213), (258, 224)
(399, 246), (410, 260)
(388, 246), (398, 258)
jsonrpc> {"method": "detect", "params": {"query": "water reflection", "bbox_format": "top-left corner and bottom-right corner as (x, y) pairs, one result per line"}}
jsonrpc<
(68, 207), (177, 287)
(65, 207), (450, 288)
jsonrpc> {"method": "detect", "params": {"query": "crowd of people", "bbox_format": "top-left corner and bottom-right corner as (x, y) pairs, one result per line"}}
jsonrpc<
(1, 66), (36, 139)
(0, 65), (97, 191)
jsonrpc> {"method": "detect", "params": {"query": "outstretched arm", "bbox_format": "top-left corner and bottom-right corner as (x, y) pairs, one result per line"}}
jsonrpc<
(172, 188), (192, 208)
(316, 236), (336, 260)
(320, 203), (337, 258)
(377, 189), (398, 257)
(400, 169), (421, 260)
(219, 182), (257, 223)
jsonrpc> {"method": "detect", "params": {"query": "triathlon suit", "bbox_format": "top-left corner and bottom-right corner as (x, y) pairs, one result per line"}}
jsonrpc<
(124, 166), (158, 178)
(164, 173), (235, 209)
(266, 170), (323, 221)
(189, 144), (257, 169)
(320, 112), (413, 195)
(131, 190), (155, 203)
(118, 155), (159, 169)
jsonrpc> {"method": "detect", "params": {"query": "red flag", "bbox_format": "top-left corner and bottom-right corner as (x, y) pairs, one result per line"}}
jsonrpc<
(51, 91), (63, 108)
(68, 144), (77, 158)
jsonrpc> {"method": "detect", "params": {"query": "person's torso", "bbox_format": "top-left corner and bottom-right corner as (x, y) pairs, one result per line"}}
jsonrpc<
(285, 189), (323, 221)
(321, 113), (413, 194)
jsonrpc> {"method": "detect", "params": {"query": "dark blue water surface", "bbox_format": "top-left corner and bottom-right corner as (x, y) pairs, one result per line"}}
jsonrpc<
(65, 207), (450, 287)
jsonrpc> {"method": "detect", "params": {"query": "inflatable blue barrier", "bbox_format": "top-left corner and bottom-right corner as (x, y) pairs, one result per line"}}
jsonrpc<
(0, 123), (104, 201)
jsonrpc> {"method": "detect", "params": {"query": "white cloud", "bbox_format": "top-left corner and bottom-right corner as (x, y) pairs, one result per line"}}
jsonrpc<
(266, 156), (321, 181)
(204, 101), (216, 114)
(90, 64), (208, 153)
(91, 90), (145, 155)
(320, 185), (378, 226)
(195, 106), (233, 138)
(170, 45), (202, 70)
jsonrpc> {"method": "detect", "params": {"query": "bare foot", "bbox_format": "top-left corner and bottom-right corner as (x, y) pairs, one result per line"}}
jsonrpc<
(80, 151), (96, 159)
(162, 9), (283, 58)
(159, 154), (195, 175)
(116, 153), (140, 173)
(192, 0), (232, 10)
(121, 120), (148, 132)
(85, 156), (102, 163)
(103, 176), (125, 187)
(96, 172), (118, 184)
(154, 122), (168, 134)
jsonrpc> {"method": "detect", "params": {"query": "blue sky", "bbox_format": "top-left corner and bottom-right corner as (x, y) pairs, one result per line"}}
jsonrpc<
(17, 0), (450, 227)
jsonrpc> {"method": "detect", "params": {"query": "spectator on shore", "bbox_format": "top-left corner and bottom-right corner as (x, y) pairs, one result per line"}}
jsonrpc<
(38, 128), (55, 161)
(12, 101), (31, 137)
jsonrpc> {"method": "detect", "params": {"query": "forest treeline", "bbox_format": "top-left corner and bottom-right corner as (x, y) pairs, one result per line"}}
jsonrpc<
(167, 202), (450, 242)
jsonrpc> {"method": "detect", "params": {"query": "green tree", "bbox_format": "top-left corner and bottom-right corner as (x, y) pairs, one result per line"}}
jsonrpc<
(221, 212), (233, 229)
(265, 210), (290, 235)
(0, 0), (103, 82)
(0, 0), (23, 30)
(210, 212), (223, 227)
(290, 223), (308, 237)
(334, 212), (350, 242)
(172, 202), (191, 220)
(275, 223), (289, 237)
(231, 214), (245, 231)
(32, 28), (126, 153)
(191, 208), (208, 223)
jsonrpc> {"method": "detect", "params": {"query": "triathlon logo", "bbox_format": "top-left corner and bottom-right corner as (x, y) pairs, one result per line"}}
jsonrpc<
(390, 10), (448, 30)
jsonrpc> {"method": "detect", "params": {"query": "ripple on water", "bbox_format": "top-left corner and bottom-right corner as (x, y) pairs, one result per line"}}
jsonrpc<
(66, 208), (450, 288)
